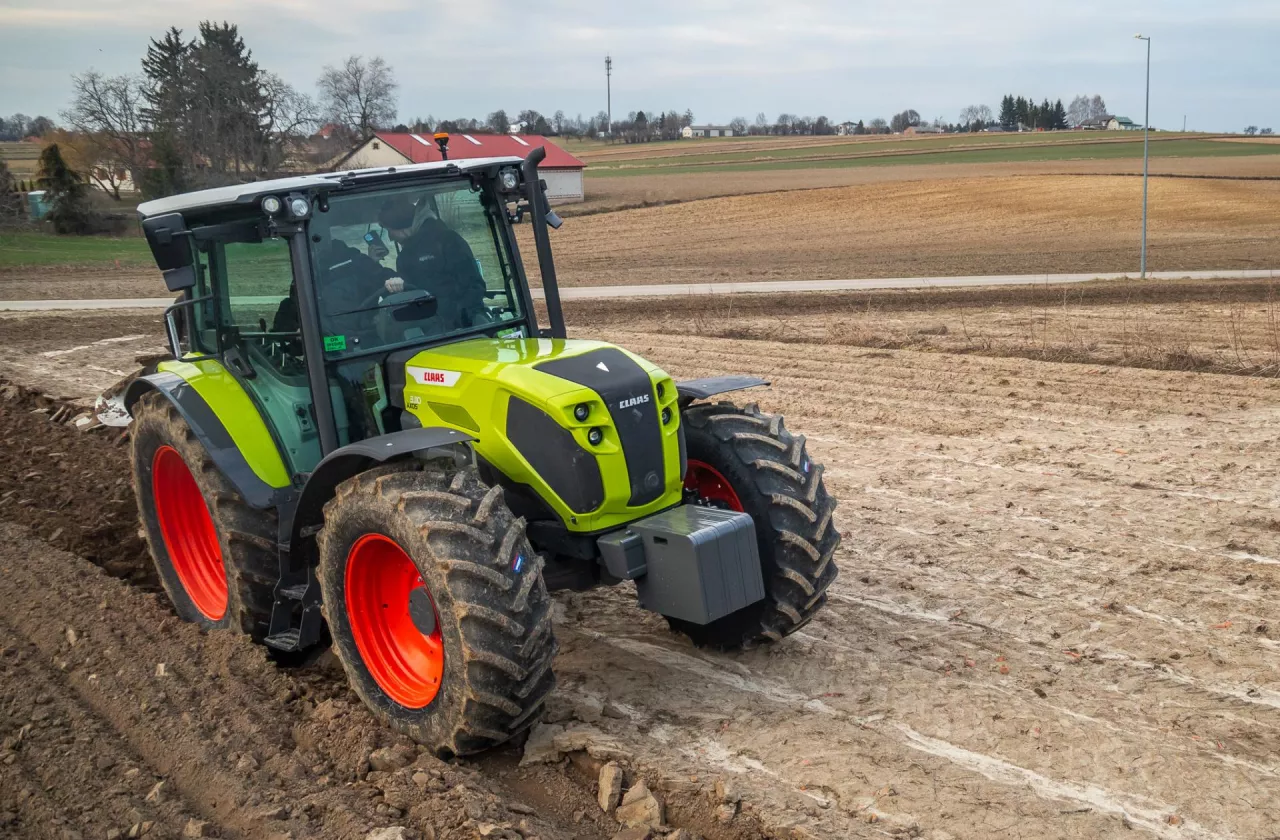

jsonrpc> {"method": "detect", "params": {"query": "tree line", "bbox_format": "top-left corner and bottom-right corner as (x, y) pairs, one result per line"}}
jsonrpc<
(0, 114), (56, 142)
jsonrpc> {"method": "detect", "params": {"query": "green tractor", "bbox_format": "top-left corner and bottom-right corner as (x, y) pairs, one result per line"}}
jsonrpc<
(127, 142), (839, 756)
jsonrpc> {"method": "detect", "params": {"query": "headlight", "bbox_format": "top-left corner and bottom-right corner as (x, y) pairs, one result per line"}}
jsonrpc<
(662, 407), (672, 425)
(499, 168), (519, 192)
(287, 196), (310, 219)
(261, 195), (282, 215)
(587, 427), (604, 446)
(574, 403), (590, 422)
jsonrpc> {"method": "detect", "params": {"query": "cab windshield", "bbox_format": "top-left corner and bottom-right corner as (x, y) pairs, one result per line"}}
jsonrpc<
(307, 180), (527, 359)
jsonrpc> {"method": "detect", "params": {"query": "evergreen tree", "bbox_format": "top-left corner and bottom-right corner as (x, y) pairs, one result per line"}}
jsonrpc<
(141, 26), (190, 128)
(187, 21), (267, 177)
(1014, 96), (1028, 127)
(1040, 98), (1053, 129)
(36, 144), (96, 234)
(999, 95), (1016, 129)
(1053, 99), (1068, 130)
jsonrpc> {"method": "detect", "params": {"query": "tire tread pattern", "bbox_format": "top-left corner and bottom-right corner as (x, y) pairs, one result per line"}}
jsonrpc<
(677, 400), (840, 649)
(317, 463), (556, 757)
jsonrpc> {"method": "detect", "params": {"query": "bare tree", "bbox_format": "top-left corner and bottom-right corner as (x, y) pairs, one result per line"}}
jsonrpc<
(318, 55), (398, 137)
(1244, 126), (1259, 136)
(868, 117), (888, 134)
(487, 109), (510, 134)
(1066, 95), (1090, 127)
(890, 109), (921, 133)
(257, 73), (317, 176)
(958, 104), (991, 130)
(1087, 95), (1108, 121)
(61, 72), (150, 200)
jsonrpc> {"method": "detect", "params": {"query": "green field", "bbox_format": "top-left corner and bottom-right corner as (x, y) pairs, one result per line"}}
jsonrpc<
(588, 137), (1280, 177)
(0, 230), (150, 269)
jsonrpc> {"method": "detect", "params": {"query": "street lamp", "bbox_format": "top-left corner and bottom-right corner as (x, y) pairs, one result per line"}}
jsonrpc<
(1135, 33), (1151, 278)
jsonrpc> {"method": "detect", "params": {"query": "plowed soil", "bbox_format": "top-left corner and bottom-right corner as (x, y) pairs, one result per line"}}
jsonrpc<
(4, 283), (1280, 839)
(543, 176), (1280, 288)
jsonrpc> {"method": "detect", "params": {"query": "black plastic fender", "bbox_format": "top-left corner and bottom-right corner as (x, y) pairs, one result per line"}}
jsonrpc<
(675, 375), (770, 406)
(287, 427), (476, 550)
(124, 372), (292, 511)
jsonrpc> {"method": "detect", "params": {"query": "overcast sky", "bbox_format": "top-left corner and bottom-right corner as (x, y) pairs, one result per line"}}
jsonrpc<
(1, 0), (1277, 132)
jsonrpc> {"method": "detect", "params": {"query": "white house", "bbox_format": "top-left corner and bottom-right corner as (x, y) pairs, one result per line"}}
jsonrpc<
(335, 132), (588, 203)
(681, 125), (734, 138)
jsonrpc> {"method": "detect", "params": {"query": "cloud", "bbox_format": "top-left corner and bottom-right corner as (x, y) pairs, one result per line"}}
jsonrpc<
(1, 0), (1276, 131)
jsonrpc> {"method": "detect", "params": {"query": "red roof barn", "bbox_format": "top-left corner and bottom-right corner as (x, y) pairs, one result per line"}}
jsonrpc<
(336, 131), (587, 203)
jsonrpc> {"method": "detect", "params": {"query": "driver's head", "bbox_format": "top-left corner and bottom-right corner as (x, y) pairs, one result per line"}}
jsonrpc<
(378, 198), (416, 243)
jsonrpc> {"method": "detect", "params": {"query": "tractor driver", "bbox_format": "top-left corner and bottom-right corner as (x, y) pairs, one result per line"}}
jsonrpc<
(376, 197), (488, 331)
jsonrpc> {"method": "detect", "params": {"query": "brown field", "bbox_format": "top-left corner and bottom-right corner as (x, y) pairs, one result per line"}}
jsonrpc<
(5, 278), (1280, 838)
(540, 175), (1280, 288)
(567, 154), (1280, 216)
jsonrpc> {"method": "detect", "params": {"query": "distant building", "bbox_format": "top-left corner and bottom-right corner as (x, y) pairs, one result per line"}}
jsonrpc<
(836, 121), (859, 136)
(1107, 116), (1141, 131)
(681, 125), (734, 138)
(335, 131), (587, 202)
(903, 125), (944, 135)
(1077, 117), (1110, 130)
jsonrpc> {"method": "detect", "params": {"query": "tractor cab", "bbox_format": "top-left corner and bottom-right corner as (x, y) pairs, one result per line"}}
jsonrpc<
(141, 153), (551, 478)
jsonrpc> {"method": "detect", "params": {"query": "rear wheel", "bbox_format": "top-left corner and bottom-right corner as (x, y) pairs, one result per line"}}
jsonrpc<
(673, 401), (840, 649)
(317, 462), (557, 757)
(130, 391), (279, 638)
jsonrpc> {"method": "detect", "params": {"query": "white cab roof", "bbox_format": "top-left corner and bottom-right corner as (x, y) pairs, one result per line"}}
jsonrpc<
(136, 156), (523, 219)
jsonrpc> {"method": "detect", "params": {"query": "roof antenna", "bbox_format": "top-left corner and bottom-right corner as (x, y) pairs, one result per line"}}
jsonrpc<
(433, 132), (450, 161)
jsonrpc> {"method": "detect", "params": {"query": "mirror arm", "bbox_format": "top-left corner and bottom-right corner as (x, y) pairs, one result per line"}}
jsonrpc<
(521, 147), (566, 339)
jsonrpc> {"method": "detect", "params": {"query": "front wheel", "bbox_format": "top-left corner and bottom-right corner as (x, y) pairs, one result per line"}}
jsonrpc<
(672, 401), (840, 649)
(317, 462), (557, 757)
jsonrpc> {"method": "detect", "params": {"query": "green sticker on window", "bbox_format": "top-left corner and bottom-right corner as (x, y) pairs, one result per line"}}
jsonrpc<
(323, 335), (347, 352)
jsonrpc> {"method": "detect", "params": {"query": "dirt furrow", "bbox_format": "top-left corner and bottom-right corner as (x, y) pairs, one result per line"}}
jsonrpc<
(0, 618), (205, 840)
(0, 521), (605, 840)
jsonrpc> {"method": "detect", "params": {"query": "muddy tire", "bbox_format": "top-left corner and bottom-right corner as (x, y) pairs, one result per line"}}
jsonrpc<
(130, 391), (278, 639)
(317, 462), (557, 757)
(673, 401), (839, 649)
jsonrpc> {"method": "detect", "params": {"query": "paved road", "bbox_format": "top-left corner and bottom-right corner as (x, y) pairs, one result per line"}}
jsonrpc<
(1, 269), (1277, 312)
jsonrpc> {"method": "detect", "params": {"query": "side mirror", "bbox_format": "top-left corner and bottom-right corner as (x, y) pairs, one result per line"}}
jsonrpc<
(142, 213), (196, 291)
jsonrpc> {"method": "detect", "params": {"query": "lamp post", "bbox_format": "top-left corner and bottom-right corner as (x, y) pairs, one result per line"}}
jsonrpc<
(1135, 34), (1151, 278)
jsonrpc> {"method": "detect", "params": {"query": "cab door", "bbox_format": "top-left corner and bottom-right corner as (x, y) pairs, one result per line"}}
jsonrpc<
(192, 230), (326, 477)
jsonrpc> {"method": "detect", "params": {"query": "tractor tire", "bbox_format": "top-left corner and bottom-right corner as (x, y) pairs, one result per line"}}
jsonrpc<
(130, 391), (279, 639)
(673, 401), (839, 649)
(316, 461), (557, 758)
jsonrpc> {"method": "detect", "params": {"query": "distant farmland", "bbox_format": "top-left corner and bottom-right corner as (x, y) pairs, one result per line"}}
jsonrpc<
(572, 133), (1280, 176)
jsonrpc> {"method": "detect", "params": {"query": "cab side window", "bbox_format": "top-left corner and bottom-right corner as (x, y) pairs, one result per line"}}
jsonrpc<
(218, 238), (296, 341)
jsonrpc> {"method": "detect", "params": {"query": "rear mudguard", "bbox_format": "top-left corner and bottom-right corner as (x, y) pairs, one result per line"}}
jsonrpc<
(124, 368), (293, 511)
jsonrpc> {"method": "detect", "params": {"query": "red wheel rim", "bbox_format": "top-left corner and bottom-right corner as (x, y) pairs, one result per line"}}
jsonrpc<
(345, 534), (444, 709)
(684, 459), (744, 512)
(151, 445), (228, 621)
